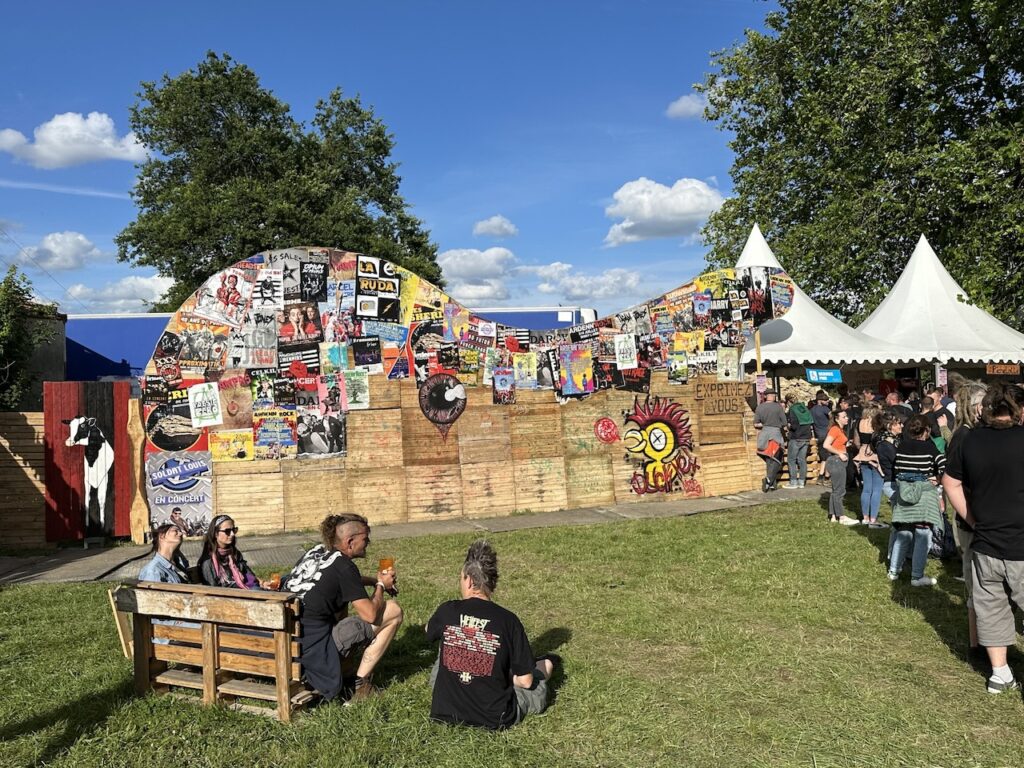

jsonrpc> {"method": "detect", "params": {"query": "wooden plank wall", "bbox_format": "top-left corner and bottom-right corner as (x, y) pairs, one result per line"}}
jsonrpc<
(0, 412), (50, 549)
(201, 372), (764, 536)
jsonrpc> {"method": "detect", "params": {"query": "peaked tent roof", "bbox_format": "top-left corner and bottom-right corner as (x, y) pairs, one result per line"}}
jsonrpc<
(858, 235), (1024, 364)
(735, 225), (915, 366)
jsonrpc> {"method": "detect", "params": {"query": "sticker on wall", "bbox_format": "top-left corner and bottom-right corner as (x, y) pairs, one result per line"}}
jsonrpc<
(418, 372), (467, 439)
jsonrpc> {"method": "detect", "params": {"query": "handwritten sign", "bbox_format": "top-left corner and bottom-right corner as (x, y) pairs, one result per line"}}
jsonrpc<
(695, 381), (752, 415)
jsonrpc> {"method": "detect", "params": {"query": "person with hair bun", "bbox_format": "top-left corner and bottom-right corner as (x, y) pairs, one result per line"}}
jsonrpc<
(281, 513), (402, 704)
(426, 539), (559, 730)
(944, 381), (1024, 694)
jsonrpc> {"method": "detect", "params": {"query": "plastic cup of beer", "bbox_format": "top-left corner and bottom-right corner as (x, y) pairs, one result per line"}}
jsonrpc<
(267, 572), (281, 590)
(378, 557), (395, 573)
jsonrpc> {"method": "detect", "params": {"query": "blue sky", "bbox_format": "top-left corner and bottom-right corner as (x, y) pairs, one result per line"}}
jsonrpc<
(0, 1), (773, 316)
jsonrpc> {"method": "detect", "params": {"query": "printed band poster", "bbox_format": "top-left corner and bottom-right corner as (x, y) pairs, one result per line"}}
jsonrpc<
(493, 367), (515, 405)
(252, 267), (284, 310)
(559, 343), (595, 396)
(512, 352), (538, 389)
(188, 382), (223, 428)
(253, 407), (297, 460)
(296, 408), (347, 457)
(300, 260), (329, 302)
(145, 450), (214, 530)
(278, 303), (324, 347)
(342, 369), (370, 410)
(716, 347), (742, 382)
(192, 268), (254, 327)
(214, 370), (254, 431)
(208, 429), (255, 462)
(355, 255), (401, 321)
(614, 333), (638, 370)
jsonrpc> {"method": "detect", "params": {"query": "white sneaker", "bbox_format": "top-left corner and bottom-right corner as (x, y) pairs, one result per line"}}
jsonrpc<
(887, 572), (898, 581)
(911, 576), (937, 587)
(838, 516), (859, 526)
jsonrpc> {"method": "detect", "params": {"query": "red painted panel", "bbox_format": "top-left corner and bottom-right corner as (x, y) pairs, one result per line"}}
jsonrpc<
(112, 381), (131, 537)
(44, 381), (84, 541)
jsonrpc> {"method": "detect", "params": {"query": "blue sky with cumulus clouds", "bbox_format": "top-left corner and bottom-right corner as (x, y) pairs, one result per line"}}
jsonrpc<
(0, 1), (773, 316)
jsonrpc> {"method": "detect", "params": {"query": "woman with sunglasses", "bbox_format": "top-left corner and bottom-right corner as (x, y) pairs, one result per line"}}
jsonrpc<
(139, 522), (190, 583)
(198, 515), (268, 589)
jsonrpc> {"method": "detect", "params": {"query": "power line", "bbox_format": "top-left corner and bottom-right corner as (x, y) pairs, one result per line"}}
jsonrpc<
(0, 225), (91, 313)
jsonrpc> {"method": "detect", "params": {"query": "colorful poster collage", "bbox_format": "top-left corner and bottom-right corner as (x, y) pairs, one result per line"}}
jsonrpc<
(142, 248), (796, 522)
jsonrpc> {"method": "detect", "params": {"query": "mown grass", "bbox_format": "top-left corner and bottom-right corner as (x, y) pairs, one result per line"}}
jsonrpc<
(2, 499), (1023, 768)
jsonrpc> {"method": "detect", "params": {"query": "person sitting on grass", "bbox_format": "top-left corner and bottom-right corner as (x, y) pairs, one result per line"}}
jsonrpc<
(426, 539), (560, 730)
(282, 513), (402, 704)
(138, 522), (190, 583)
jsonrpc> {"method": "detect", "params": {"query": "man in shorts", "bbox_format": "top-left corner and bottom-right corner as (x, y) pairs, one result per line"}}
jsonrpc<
(427, 540), (559, 729)
(283, 513), (403, 703)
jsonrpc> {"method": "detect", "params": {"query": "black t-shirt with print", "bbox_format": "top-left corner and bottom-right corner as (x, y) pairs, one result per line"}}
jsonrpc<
(426, 597), (534, 730)
(945, 424), (1024, 560)
(298, 550), (367, 622)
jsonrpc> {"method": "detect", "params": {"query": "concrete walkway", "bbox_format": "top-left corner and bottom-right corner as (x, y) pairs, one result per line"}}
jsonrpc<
(0, 485), (826, 585)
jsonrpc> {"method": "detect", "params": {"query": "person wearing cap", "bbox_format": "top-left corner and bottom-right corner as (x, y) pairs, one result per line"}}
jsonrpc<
(755, 388), (787, 492)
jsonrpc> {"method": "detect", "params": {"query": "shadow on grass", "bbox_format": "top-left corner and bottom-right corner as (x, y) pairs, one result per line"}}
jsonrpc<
(0, 678), (133, 765)
(376, 622), (437, 688)
(532, 627), (572, 700)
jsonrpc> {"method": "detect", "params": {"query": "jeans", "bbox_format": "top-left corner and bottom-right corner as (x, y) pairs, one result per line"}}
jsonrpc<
(826, 455), (847, 520)
(888, 526), (932, 579)
(788, 439), (808, 485)
(860, 467), (883, 522)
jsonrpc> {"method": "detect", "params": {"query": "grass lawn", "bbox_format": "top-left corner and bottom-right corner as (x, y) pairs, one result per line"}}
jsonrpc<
(2, 498), (1022, 768)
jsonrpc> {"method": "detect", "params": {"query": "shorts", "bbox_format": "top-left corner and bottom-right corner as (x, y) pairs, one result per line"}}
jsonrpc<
(511, 665), (550, 724)
(331, 615), (375, 657)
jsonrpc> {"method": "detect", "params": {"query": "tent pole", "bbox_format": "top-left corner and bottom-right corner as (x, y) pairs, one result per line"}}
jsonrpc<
(755, 328), (763, 375)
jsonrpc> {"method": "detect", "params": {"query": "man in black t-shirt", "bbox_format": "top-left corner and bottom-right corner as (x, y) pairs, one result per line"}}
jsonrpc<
(285, 513), (403, 703)
(426, 540), (559, 730)
(943, 384), (1024, 695)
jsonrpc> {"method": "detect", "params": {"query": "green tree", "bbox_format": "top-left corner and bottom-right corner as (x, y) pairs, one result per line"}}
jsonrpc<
(0, 266), (56, 410)
(700, 0), (1024, 326)
(117, 52), (440, 311)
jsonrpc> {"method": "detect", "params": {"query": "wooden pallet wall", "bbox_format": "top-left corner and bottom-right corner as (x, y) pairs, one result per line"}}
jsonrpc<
(128, 372), (765, 542)
(0, 412), (50, 548)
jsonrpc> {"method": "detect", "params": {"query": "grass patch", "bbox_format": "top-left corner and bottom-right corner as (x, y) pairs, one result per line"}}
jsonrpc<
(2, 499), (1021, 767)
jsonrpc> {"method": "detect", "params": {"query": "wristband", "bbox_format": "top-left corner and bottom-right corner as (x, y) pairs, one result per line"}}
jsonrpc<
(375, 581), (385, 591)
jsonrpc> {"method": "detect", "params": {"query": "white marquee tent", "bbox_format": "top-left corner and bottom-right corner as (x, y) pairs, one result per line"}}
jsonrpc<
(858, 235), (1024, 365)
(735, 225), (913, 367)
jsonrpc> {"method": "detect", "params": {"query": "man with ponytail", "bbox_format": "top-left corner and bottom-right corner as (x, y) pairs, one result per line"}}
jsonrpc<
(944, 382), (1024, 694)
(282, 513), (403, 704)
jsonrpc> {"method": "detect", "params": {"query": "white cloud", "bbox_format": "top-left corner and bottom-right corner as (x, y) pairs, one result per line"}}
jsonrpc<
(0, 177), (131, 200)
(472, 214), (519, 238)
(17, 231), (103, 271)
(519, 262), (642, 301)
(0, 112), (146, 169)
(665, 92), (707, 119)
(438, 247), (517, 302)
(65, 274), (173, 313)
(603, 177), (724, 246)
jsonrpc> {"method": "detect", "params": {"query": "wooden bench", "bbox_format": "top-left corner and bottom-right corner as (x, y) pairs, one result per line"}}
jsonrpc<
(112, 581), (316, 721)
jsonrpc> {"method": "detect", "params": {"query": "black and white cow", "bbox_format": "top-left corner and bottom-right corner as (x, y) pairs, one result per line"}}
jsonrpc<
(62, 416), (115, 532)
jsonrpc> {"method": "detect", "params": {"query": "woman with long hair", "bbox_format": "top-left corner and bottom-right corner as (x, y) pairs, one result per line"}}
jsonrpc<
(822, 410), (858, 525)
(138, 522), (190, 583)
(854, 403), (884, 524)
(198, 515), (266, 589)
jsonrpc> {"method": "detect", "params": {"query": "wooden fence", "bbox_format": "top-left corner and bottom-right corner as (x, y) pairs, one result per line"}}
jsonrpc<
(0, 412), (49, 549)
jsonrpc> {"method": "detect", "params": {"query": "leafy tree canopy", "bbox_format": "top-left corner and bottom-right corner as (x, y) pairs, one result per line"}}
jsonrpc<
(0, 266), (57, 410)
(117, 52), (440, 311)
(700, 0), (1024, 327)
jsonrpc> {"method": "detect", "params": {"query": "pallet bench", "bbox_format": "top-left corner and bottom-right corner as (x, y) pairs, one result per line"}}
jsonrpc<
(112, 581), (316, 722)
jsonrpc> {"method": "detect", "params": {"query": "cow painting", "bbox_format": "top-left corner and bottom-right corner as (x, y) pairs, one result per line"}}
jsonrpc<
(62, 416), (115, 534)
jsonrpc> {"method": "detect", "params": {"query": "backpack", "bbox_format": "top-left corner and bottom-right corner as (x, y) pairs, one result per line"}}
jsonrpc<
(929, 514), (958, 560)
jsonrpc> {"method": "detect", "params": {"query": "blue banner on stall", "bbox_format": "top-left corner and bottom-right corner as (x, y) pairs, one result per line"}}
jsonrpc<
(806, 368), (842, 384)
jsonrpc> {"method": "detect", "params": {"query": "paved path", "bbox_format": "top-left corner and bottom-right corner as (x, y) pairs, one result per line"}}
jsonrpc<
(0, 486), (826, 585)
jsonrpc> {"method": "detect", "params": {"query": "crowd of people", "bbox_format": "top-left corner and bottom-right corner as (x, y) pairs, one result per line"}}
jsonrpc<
(138, 512), (557, 728)
(757, 377), (1024, 694)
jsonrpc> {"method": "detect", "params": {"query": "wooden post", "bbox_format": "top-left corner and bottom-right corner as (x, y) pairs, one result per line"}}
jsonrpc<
(274, 629), (291, 723)
(202, 622), (219, 705)
(132, 613), (154, 696)
(754, 328), (763, 375)
(127, 397), (149, 544)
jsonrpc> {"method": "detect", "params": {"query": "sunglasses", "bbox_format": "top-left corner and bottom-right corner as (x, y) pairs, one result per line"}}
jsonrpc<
(218, 526), (240, 535)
